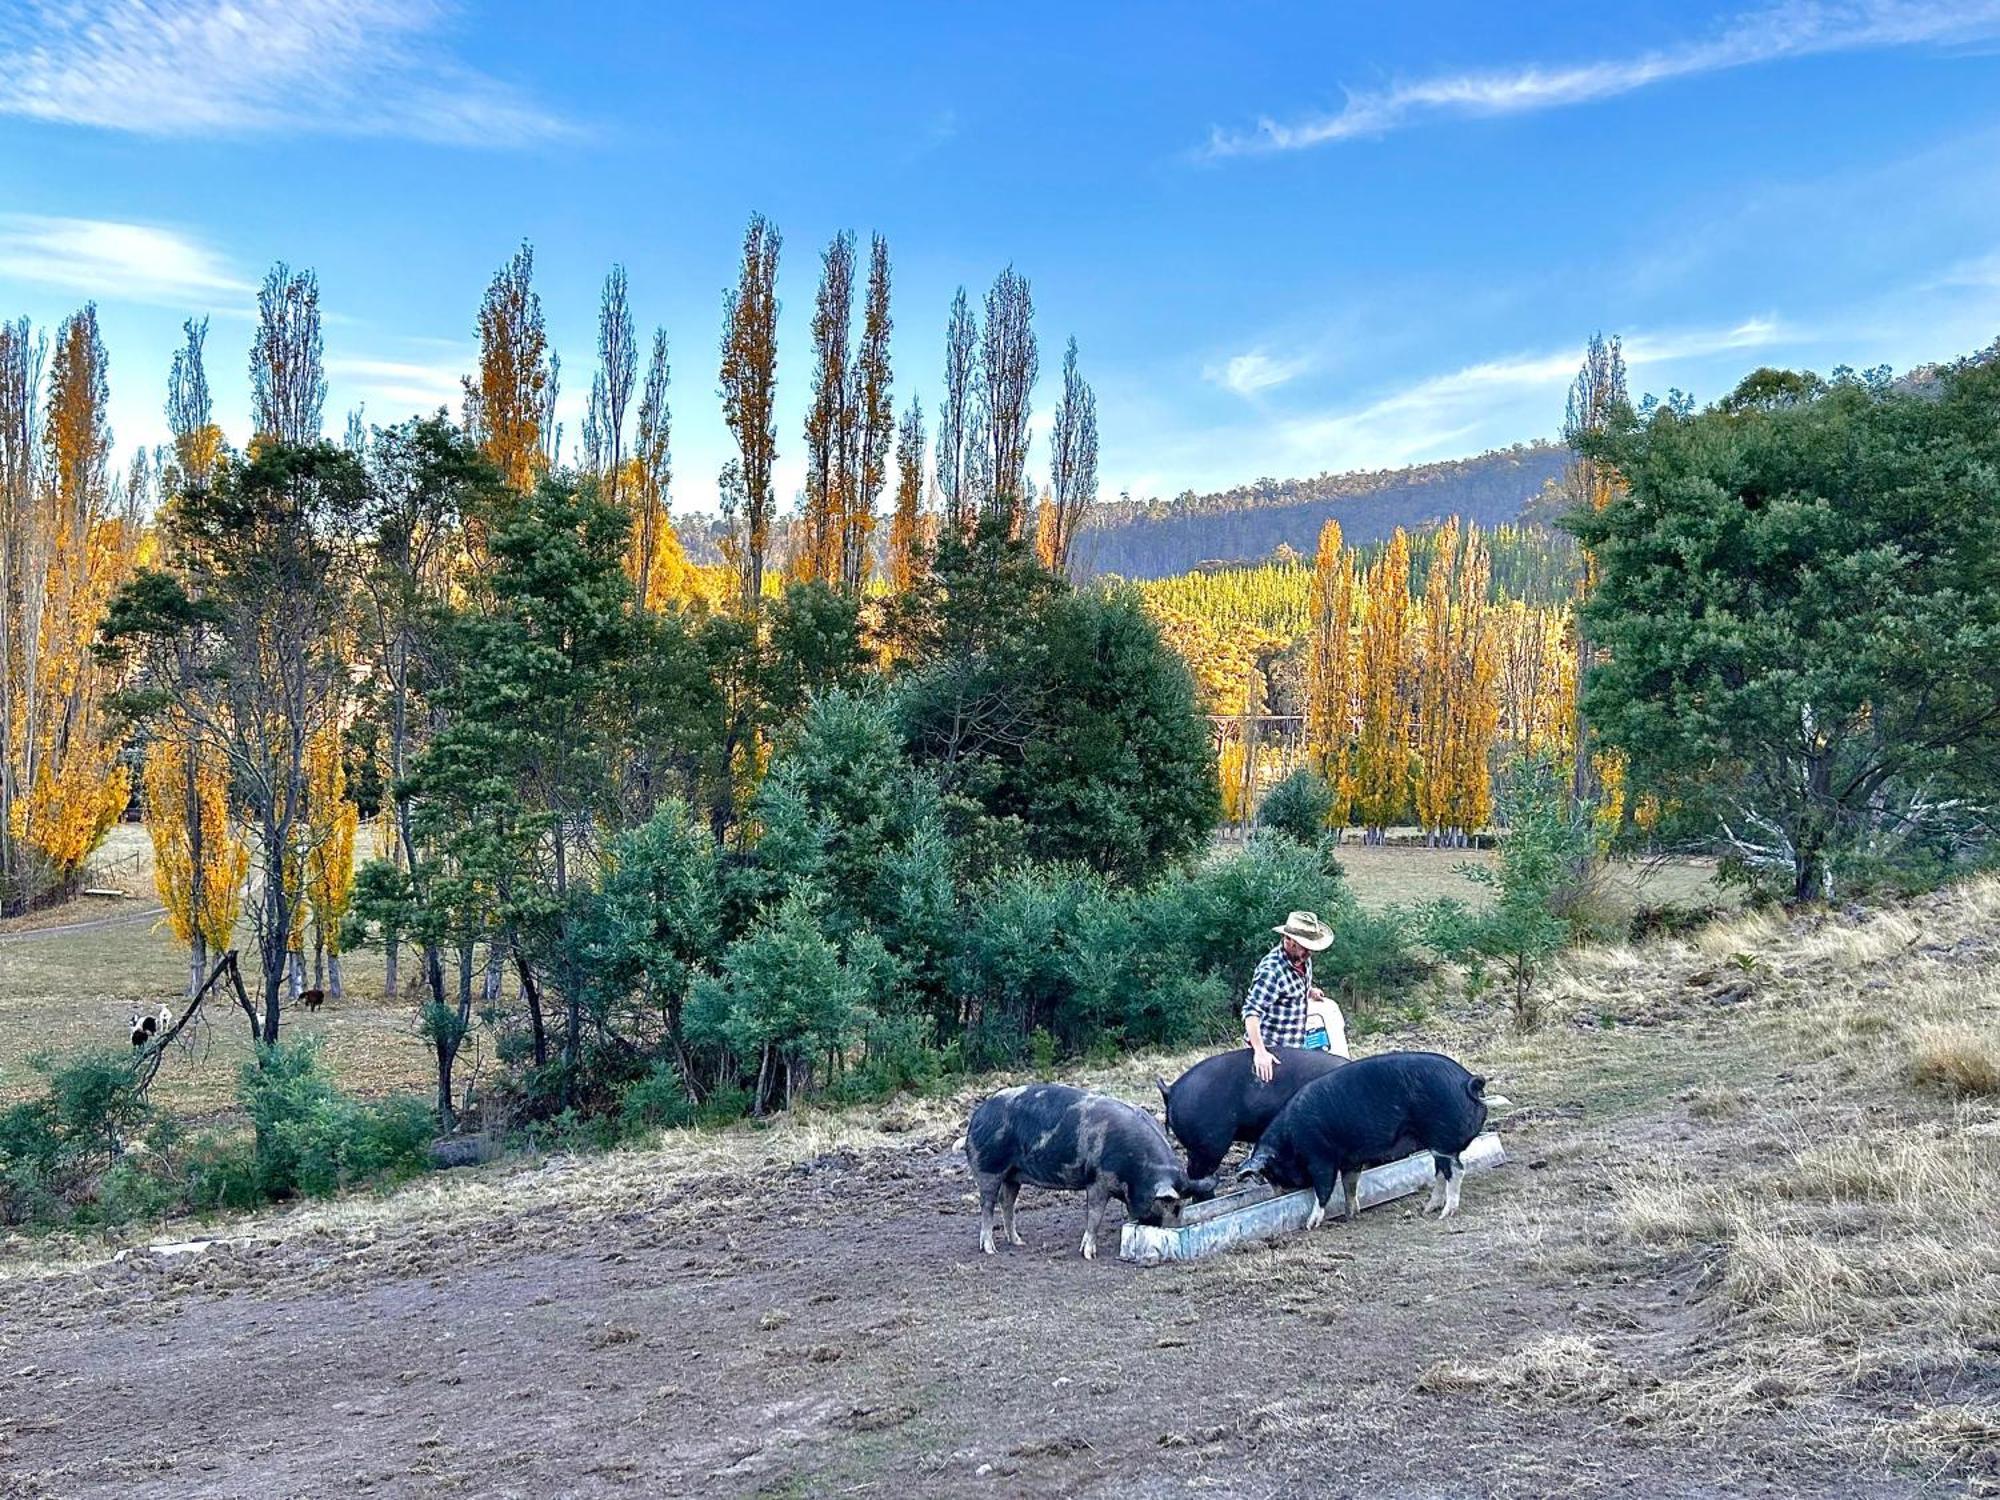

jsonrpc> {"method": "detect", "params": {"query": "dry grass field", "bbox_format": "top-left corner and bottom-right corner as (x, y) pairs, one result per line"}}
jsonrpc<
(1327, 838), (1731, 917)
(1, 854), (1995, 1496)
(0, 827), (432, 1115)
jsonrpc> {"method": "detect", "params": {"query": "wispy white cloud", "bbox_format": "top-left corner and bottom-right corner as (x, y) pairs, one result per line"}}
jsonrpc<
(0, 0), (573, 146)
(0, 214), (252, 307)
(1206, 349), (1313, 397)
(1204, 0), (2000, 157)
(326, 353), (468, 415)
(1271, 318), (1785, 470)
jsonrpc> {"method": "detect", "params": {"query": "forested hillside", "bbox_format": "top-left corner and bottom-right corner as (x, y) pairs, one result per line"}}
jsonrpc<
(1077, 442), (1569, 578)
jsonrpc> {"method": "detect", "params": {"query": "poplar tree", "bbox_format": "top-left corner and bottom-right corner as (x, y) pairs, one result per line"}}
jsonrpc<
(466, 241), (553, 496)
(978, 266), (1038, 535)
(887, 395), (926, 594)
(1353, 528), (1413, 841)
(303, 719), (358, 996)
(1414, 519), (1461, 841)
(1304, 520), (1358, 826)
(630, 328), (673, 610)
(847, 234), (893, 595)
(0, 320), (42, 906)
(147, 317), (245, 989)
(1561, 332), (1628, 810)
(0, 308), (139, 907)
(1042, 335), (1097, 576)
(584, 265), (637, 510)
(249, 264), (326, 448)
(143, 728), (247, 994)
(937, 287), (977, 536)
(166, 317), (223, 493)
(719, 214), (781, 612)
(801, 231), (855, 587)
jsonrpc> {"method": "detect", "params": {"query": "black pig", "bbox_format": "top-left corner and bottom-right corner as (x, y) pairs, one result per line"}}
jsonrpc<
(1155, 1046), (1351, 1182)
(965, 1084), (1217, 1259)
(1238, 1051), (1488, 1228)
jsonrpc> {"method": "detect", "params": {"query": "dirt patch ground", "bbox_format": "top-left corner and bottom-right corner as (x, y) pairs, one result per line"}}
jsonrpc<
(3, 883), (1997, 1498)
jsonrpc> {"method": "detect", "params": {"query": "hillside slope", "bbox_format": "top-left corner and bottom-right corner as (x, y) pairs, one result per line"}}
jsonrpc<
(1079, 442), (1569, 579)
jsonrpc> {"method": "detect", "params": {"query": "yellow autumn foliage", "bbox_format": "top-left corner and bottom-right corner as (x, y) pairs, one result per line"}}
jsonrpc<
(143, 733), (247, 952)
(303, 721), (358, 961)
(4, 308), (142, 902)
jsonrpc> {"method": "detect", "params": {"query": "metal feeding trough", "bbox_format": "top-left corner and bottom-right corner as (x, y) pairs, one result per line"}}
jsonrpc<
(1119, 1131), (1506, 1264)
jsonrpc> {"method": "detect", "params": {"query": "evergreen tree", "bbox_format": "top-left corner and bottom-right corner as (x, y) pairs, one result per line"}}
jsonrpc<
(1568, 361), (2000, 901)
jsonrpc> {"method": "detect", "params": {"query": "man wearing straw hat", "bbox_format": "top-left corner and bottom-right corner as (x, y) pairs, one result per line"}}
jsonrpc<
(1242, 910), (1343, 1083)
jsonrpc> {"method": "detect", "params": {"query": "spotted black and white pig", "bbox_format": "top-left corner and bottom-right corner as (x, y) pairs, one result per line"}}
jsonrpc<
(1155, 1046), (1351, 1182)
(965, 1084), (1217, 1259)
(1237, 1050), (1489, 1229)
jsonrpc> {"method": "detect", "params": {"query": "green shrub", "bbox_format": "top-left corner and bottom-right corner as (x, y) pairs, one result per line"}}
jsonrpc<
(1628, 900), (1728, 942)
(239, 1042), (434, 1201)
(952, 863), (1104, 1067)
(0, 1050), (153, 1225)
(1417, 754), (1585, 1027)
(1258, 770), (1336, 846)
(685, 891), (874, 1113)
(618, 1060), (696, 1137)
(840, 1013), (946, 1102)
(696, 1082), (754, 1126)
(953, 837), (1419, 1064)
(94, 1158), (180, 1224)
(178, 1134), (261, 1212)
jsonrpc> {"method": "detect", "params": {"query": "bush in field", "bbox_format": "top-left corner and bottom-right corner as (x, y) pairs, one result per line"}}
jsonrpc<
(951, 862), (1105, 1066)
(1014, 589), (1219, 884)
(1258, 769), (1336, 846)
(1418, 755), (1587, 1027)
(0, 1051), (152, 1225)
(895, 535), (1217, 888)
(238, 1042), (433, 1201)
(953, 836), (1418, 1064)
(578, 799), (723, 1053)
(684, 891), (875, 1113)
(618, 1059), (697, 1137)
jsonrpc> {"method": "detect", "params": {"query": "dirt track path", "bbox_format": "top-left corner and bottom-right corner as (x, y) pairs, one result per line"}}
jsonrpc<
(0, 904), (164, 943)
(0, 1118), (1935, 1500)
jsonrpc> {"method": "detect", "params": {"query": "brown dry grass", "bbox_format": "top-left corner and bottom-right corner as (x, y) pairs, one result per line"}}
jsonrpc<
(1418, 1333), (1634, 1406)
(1910, 1021), (2000, 1099)
(1457, 875), (2000, 1472)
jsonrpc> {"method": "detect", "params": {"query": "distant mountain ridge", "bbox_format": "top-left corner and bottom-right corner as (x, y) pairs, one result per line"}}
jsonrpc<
(1077, 441), (1569, 579)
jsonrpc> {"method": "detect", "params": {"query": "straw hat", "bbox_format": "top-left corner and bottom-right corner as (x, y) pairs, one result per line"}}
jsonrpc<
(1272, 910), (1334, 952)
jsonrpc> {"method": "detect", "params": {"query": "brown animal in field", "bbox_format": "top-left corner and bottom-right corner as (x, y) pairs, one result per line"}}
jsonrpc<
(299, 989), (326, 1013)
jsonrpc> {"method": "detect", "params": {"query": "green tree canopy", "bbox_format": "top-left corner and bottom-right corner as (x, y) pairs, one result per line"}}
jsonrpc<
(1567, 360), (2000, 900)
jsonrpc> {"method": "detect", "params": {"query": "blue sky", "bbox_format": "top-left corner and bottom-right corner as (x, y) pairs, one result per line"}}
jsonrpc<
(2, 0), (1998, 514)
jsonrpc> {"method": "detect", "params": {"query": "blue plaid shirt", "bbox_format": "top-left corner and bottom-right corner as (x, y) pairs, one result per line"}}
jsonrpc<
(1243, 944), (1312, 1049)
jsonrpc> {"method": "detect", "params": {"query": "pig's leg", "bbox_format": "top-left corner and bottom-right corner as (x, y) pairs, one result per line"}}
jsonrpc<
(1426, 1153), (1450, 1215)
(1001, 1180), (1025, 1247)
(977, 1173), (1003, 1255)
(1341, 1168), (1362, 1223)
(1305, 1165), (1337, 1230)
(1440, 1157), (1463, 1219)
(1080, 1181), (1110, 1260)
